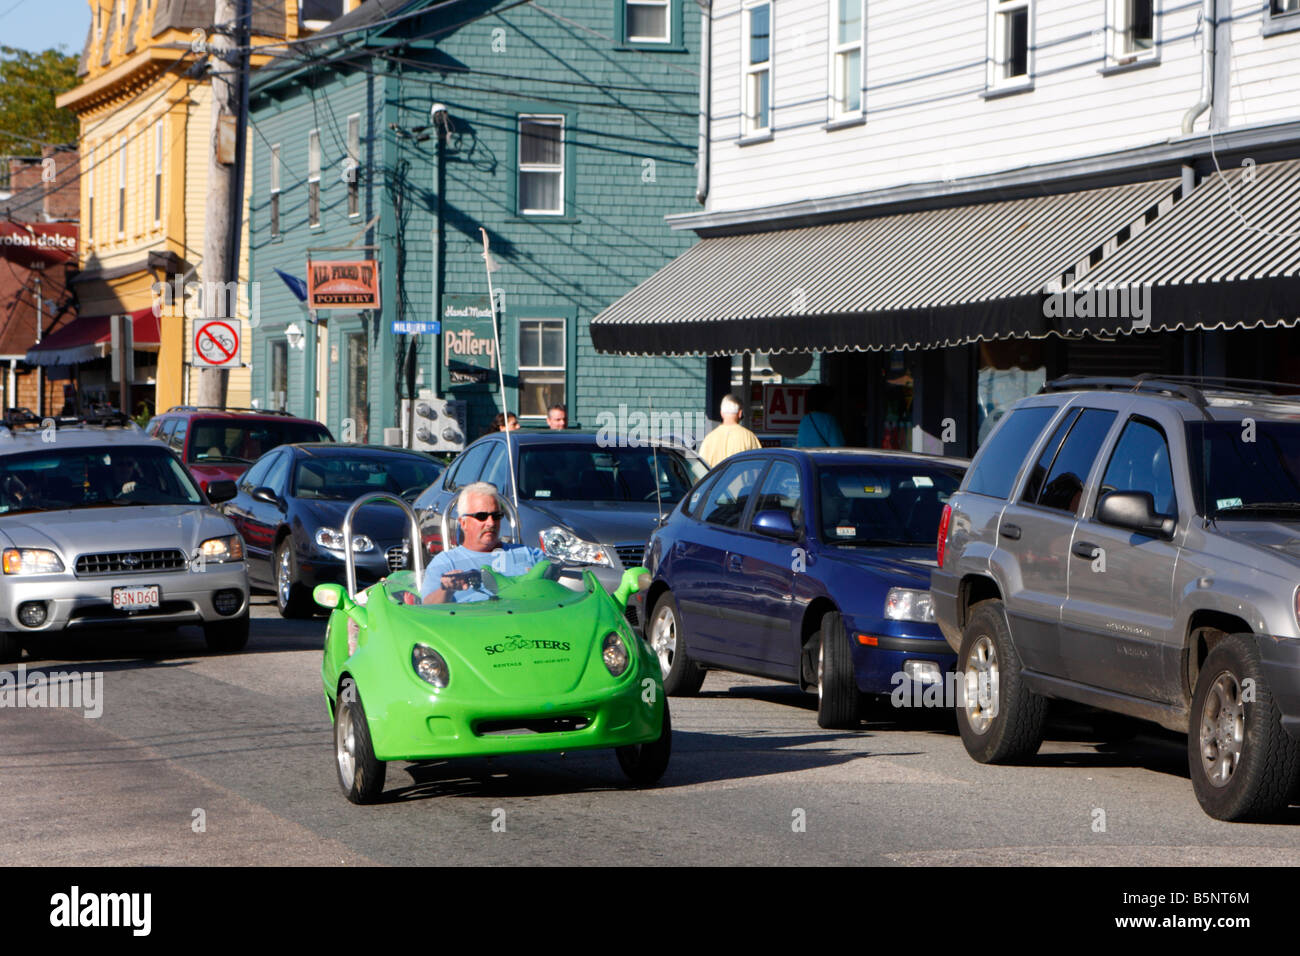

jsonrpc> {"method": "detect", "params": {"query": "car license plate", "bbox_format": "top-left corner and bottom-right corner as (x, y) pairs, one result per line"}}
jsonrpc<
(112, 585), (160, 610)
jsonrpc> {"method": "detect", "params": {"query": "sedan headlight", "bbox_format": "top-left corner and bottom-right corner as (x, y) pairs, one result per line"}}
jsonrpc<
(539, 526), (611, 566)
(199, 534), (244, 563)
(884, 588), (935, 623)
(316, 527), (375, 554)
(2, 548), (64, 575)
(412, 644), (450, 688)
(602, 631), (630, 677)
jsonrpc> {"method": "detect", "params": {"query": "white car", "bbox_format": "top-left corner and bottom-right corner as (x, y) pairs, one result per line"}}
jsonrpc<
(0, 419), (250, 660)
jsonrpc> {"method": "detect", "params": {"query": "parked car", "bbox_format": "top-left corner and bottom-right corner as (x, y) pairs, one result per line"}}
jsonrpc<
(145, 406), (334, 491)
(411, 431), (707, 614)
(641, 447), (966, 727)
(220, 443), (444, 618)
(316, 507), (669, 804)
(0, 417), (249, 659)
(933, 375), (1300, 821)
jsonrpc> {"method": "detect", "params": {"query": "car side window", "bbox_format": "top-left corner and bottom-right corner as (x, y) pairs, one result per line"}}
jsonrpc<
(1021, 409), (1079, 504)
(446, 442), (493, 492)
(686, 473), (719, 517)
(241, 453), (276, 492)
(965, 406), (1056, 499)
(479, 444), (511, 494)
(1032, 408), (1117, 513)
(1098, 418), (1176, 517)
(264, 452), (292, 496)
(169, 419), (188, 454)
(700, 459), (766, 529)
(158, 418), (178, 443)
(750, 459), (803, 533)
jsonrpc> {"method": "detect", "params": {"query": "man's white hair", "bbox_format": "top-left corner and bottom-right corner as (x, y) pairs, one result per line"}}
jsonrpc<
(719, 395), (742, 416)
(457, 481), (503, 516)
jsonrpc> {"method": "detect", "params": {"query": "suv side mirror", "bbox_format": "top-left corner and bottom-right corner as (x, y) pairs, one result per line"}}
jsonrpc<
(1097, 491), (1176, 539)
(753, 509), (798, 539)
(206, 479), (237, 504)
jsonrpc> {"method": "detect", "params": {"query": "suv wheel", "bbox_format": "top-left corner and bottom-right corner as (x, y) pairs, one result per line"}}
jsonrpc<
(648, 592), (705, 696)
(1189, 635), (1300, 821)
(955, 600), (1048, 763)
(276, 539), (313, 619)
(816, 611), (859, 729)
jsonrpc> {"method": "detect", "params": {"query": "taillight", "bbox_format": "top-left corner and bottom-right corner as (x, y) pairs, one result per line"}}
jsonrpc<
(937, 504), (952, 568)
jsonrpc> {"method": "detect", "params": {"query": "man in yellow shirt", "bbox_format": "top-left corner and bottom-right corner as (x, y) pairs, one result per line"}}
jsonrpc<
(698, 393), (762, 468)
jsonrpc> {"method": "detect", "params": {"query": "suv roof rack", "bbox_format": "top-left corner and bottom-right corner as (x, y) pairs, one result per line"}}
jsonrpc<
(0, 407), (139, 436)
(1040, 375), (1210, 408)
(164, 405), (295, 416)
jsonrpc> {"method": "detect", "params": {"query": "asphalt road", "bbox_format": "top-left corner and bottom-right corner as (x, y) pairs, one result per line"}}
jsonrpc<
(3, 594), (1300, 867)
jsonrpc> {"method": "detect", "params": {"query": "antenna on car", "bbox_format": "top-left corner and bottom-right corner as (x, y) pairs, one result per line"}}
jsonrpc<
(480, 228), (520, 524)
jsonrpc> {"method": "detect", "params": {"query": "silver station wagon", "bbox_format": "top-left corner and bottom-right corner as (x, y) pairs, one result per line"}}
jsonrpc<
(0, 418), (250, 660)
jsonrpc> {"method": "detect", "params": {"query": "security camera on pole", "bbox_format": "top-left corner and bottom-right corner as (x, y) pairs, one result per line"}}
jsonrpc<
(198, 0), (251, 409)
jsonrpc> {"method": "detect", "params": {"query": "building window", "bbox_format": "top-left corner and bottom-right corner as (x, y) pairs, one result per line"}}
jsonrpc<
(308, 129), (321, 228)
(517, 318), (565, 417)
(153, 120), (163, 226)
(346, 114), (360, 218)
(118, 135), (127, 237)
(1109, 0), (1155, 62)
(1273, 0), (1300, 12)
(270, 143), (281, 238)
(270, 340), (288, 411)
(118, 0), (125, 28)
(830, 0), (863, 119)
(988, 0), (1031, 90)
(743, 2), (771, 136)
(626, 0), (669, 42)
(517, 116), (564, 215)
(87, 146), (95, 242)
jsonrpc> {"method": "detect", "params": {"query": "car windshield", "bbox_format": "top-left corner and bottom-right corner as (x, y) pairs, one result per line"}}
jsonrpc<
(0, 445), (204, 513)
(517, 444), (706, 502)
(189, 419), (332, 464)
(293, 454), (442, 501)
(817, 462), (964, 546)
(1186, 420), (1300, 518)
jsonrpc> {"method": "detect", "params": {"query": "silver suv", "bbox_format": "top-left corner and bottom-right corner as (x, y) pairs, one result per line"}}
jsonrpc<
(0, 419), (250, 659)
(933, 376), (1300, 821)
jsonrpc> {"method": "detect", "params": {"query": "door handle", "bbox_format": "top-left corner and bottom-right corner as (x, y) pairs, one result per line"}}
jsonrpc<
(1000, 523), (1021, 540)
(728, 553), (743, 571)
(1072, 541), (1100, 559)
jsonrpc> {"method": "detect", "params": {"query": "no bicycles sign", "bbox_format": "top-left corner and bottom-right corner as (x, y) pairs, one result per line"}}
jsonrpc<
(193, 320), (241, 369)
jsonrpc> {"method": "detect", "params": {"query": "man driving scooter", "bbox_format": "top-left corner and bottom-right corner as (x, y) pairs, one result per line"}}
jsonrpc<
(418, 481), (546, 604)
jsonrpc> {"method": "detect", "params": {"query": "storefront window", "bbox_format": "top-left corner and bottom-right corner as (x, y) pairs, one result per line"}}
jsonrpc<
(270, 341), (288, 412)
(977, 340), (1047, 447)
(345, 331), (368, 443)
(880, 351), (914, 450)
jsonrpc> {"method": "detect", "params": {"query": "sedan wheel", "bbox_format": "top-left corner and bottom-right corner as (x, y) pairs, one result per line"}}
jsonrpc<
(275, 539), (312, 619)
(649, 592), (704, 696)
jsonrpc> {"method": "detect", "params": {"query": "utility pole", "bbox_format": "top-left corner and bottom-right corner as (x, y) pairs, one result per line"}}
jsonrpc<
(198, 0), (251, 408)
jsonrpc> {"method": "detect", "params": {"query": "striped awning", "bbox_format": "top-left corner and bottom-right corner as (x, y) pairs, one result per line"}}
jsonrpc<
(590, 178), (1181, 356)
(1059, 158), (1300, 337)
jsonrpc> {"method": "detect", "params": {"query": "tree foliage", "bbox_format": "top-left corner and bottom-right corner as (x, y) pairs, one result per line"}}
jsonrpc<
(0, 46), (80, 157)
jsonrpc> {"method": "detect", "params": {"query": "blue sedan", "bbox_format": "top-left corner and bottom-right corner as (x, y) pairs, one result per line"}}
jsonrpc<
(640, 448), (967, 728)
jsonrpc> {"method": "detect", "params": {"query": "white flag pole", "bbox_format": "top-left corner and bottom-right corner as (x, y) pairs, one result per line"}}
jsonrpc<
(480, 228), (519, 520)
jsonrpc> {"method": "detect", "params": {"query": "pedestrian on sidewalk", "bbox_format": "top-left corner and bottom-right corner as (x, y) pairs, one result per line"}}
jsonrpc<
(698, 393), (762, 468)
(797, 385), (845, 448)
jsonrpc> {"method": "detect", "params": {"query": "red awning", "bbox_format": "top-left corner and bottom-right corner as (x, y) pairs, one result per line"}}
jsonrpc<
(25, 307), (161, 366)
(0, 222), (77, 268)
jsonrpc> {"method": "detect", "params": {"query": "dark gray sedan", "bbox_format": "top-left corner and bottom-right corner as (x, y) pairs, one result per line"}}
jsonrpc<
(412, 432), (706, 619)
(220, 444), (444, 617)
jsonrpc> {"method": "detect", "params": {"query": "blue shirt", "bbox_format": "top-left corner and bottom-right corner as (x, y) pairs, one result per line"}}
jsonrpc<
(797, 411), (845, 448)
(419, 544), (547, 603)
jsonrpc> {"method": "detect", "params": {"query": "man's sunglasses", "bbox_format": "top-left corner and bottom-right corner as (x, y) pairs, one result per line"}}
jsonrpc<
(465, 510), (505, 522)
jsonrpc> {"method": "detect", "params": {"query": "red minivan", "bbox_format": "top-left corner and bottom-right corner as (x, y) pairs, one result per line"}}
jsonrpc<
(146, 407), (334, 491)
